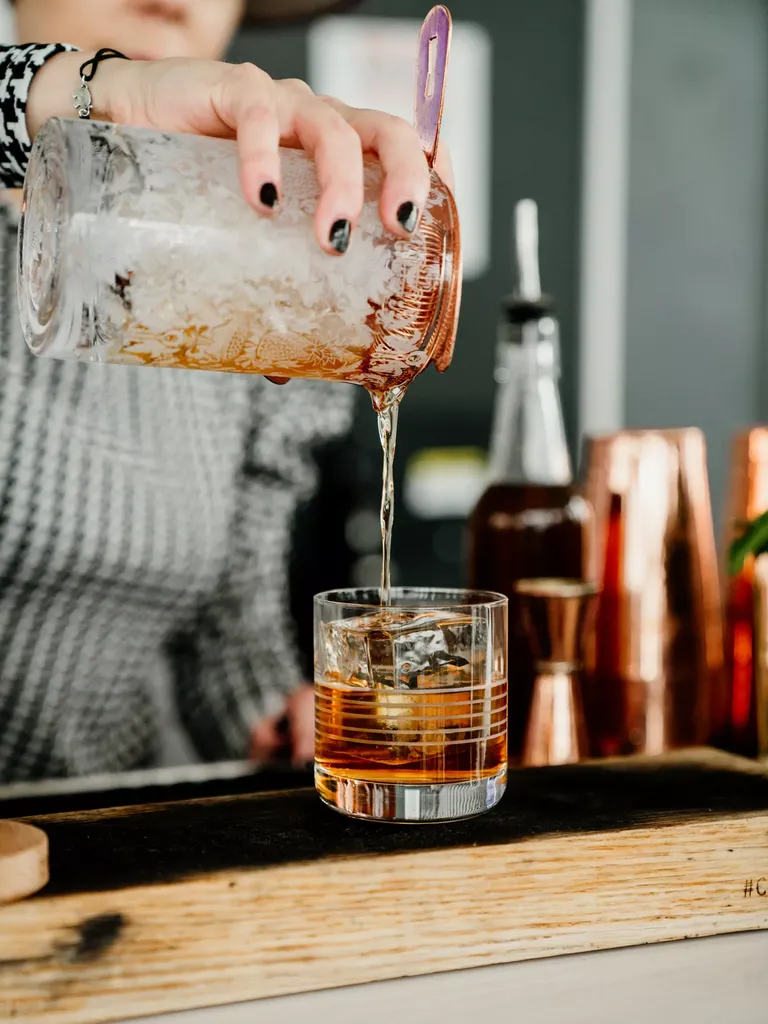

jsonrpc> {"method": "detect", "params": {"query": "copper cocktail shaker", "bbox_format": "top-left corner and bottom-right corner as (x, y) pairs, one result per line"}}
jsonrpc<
(581, 428), (724, 756)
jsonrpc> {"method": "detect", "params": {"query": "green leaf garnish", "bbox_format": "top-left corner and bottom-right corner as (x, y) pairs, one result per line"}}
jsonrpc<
(728, 509), (768, 576)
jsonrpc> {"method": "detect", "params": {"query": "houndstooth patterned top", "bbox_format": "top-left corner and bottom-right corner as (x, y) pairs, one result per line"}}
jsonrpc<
(0, 44), (356, 781)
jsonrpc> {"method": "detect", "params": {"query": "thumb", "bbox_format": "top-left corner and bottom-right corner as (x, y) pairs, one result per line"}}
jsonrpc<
(434, 143), (455, 193)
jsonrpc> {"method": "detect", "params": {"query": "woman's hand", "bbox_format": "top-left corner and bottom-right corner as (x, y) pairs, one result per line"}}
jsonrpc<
(28, 53), (438, 255)
(249, 684), (315, 768)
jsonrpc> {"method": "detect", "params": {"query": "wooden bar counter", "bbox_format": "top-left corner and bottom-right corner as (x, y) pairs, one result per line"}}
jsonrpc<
(2, 749), (768, 1023)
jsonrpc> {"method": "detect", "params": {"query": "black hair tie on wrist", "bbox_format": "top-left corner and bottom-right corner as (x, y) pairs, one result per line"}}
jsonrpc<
(73, 48), (131, 120)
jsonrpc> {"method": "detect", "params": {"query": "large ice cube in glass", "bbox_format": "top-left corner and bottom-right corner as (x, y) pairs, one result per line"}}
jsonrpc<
(322, 608), (482, 688)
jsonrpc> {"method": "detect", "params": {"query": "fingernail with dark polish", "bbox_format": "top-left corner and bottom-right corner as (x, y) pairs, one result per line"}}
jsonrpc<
(397, 201), (419, 233)
(260, 182), (279, 209)
(329, 219), (351, 254)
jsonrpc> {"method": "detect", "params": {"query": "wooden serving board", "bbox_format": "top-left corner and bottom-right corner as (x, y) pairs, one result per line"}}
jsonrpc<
(2, 749), (768, 1024)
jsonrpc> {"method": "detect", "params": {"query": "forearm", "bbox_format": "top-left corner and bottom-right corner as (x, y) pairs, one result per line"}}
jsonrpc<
(169, 483), (304, 762)
(25, 50), (84, 139)
(0, 44), (76, 187)
(0, 43), (134, 190)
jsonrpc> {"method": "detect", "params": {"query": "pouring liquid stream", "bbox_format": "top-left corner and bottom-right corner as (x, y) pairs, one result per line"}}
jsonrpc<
(372, 387), (404, 607)
(365, 7), (450, 609)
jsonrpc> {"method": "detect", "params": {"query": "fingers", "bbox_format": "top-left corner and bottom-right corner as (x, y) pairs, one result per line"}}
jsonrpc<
(221, 66), (433, 251)
(250, 687), (315, 768)
(280, 85), (365, 254)
(222, 64), (282, 215)
(286, 685), (315, 766)
(335, 104), (431, 240)
(249, 714), (286, 764)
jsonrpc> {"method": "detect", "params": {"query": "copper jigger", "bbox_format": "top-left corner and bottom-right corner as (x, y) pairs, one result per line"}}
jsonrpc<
(517, 578), (597, 766)
(721, 428), (768, 756)
(581, 428), (724, 756)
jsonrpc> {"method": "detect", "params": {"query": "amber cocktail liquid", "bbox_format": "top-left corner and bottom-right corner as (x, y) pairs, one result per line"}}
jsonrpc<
(314, 589), (508, 822)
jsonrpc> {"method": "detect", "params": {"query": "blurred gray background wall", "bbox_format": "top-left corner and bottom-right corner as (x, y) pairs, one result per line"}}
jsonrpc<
(624, 0), (768, 530)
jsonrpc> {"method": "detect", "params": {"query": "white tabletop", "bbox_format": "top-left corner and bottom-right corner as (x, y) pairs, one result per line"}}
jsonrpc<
(124, 930), (768, 1024)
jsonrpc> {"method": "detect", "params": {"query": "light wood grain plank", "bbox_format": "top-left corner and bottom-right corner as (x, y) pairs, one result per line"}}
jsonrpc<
(2, 809), (768, 1024)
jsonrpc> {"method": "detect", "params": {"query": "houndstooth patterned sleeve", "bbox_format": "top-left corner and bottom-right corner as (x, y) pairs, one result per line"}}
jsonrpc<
(168, 379), (357, 762)
(0, 44), (79, 189)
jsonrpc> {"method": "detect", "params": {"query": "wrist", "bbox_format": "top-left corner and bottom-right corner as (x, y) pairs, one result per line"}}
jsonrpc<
(26, 51), (88, 139)
(26, 50), (136, 139)
(89, 56), (137, 125)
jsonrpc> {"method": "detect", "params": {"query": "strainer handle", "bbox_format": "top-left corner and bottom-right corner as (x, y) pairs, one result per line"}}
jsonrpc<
(414, 5), (452, 170)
